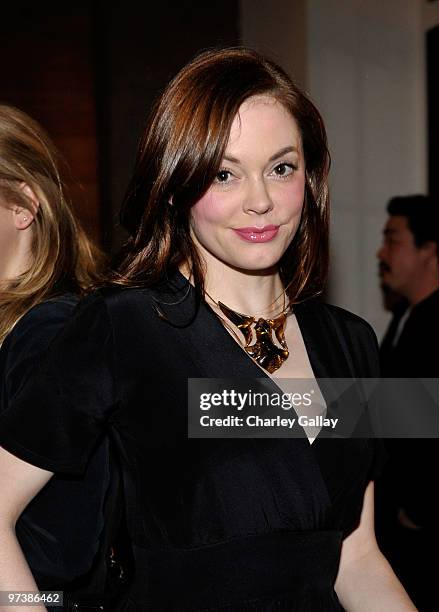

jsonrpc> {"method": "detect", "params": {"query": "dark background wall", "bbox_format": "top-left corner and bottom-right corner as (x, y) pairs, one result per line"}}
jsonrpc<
(96, 1), (240, 250)
(1, 1), (240, 250)
(1, 2), (100, 241)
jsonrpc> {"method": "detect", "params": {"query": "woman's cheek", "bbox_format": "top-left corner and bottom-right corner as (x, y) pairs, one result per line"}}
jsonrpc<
(191, 190), (230, 227)
(282, 178), (305, 213)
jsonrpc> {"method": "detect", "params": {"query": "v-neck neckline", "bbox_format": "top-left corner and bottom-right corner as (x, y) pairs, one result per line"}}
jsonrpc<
(165, 269), (336, 446)
(203, 298), (329, 445)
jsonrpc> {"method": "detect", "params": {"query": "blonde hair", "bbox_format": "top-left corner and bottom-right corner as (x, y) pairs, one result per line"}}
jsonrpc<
(0, 104), (104, 343)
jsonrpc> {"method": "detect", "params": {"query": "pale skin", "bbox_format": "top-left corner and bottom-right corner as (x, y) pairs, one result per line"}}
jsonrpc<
(0, 100), (415, 610)
(335, 481), (416, 611)
(0, 184), (48, 611)
(0, 449), (52, 612)
(0, 183), (39, 283)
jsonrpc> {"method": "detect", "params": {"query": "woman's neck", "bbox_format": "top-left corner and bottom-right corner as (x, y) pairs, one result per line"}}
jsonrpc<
(180, 260), (285, 316)
(0, 234), (33, 283)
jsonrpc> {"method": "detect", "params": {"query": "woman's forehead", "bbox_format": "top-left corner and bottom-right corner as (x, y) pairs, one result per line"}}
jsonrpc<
(225, 95), (301, 156)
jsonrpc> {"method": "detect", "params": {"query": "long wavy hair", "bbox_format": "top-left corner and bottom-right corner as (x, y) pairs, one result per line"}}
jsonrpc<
(0, 104), (103, 344)
(117, 47), (330, 304)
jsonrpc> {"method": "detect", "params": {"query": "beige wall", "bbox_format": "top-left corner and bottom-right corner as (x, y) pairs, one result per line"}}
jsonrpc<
(306, 0), (427, 337)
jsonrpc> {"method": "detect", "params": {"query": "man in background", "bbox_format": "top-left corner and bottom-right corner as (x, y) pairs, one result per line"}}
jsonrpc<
(378, 195), (439, 376)
(376, 194), (439, 611)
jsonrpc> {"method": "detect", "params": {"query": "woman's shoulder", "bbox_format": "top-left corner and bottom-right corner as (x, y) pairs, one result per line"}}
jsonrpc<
(296, 298), (379, 377)
(0, 294), (81, 394)
(15, 292), (78, 325)
(97, 284), (155, 306)
(2, 293), (79, 355)
(298, 297), (378, 345)
(94, 284), (177, 322)
(324, 302), (377, 343)
(27, 286), (162, 343)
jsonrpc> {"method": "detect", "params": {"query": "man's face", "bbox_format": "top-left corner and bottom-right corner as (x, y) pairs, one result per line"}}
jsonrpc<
(377, 215), (425, 300)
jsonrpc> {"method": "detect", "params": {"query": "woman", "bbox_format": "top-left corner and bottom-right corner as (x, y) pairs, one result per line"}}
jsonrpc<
(0, 106), (111, 606)
(0, 50), (415, 610)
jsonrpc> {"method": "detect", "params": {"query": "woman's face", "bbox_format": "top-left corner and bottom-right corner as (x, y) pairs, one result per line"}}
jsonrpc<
(189, 95), (305, 274)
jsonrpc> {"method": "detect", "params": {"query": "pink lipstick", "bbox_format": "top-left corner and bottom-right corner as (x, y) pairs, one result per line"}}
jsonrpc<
(233, 225), (279, 243)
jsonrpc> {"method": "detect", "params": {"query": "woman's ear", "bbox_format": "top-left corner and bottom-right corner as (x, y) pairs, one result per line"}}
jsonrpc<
(13, 183), (40, 230)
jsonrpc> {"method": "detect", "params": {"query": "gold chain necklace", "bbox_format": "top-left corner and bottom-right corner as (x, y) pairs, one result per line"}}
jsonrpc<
(206, 289), (290, 373)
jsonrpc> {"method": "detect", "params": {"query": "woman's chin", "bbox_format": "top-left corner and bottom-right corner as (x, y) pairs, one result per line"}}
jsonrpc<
(219, 256), (283, 275)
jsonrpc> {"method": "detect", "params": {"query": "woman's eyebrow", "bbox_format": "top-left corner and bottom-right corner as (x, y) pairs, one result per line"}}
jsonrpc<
(268, 146), (298, 162)
(223, 146), (299, 165)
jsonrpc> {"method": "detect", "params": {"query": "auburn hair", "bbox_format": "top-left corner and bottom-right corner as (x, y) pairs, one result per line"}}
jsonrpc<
(117, 47), (330, 303)
(0, 104), (104, 344)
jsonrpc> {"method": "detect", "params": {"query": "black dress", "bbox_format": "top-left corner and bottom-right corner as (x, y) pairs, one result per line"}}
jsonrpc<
(0, 295), (109, 589)
(0, 273), (383, 611)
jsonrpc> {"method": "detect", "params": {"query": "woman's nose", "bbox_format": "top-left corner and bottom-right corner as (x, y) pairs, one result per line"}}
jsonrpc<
(243, 178), (274, 215)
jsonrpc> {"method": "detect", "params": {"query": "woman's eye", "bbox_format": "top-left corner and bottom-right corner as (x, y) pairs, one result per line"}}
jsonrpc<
(272, 163), (296, 177)
(215, 169), (233, 183)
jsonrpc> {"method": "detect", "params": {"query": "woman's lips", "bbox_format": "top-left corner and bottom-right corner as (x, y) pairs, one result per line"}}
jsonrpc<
(233, 225), (279, 243)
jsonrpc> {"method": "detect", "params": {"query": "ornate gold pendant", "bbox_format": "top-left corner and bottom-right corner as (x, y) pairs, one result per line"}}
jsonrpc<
(217, 302), (289, 373)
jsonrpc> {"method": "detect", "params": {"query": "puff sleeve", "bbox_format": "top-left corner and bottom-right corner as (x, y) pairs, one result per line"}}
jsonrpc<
(0, 292), (117, 475)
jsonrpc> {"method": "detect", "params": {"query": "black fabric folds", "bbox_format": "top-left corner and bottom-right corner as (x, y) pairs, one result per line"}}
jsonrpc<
(0, 295), (109, 586)
(0, 292), (117, 474)
(0, 274), (383, 610)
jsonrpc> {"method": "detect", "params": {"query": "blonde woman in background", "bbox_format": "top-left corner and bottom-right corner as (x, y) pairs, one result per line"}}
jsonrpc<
(0, 106), (113, 609)
(0, 105), (101, 341)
